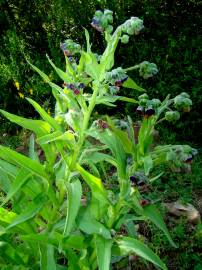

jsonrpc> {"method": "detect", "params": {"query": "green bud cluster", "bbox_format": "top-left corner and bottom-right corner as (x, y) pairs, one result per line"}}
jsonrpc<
(138, 61), (158, 79)
(137, 94), (161, 117)
(120, 17), (144, 44)
(105, 67), (128, 85)
(60, 39), (81, 56)
(174, 92), (192, 112)
(91, 10), (113, 33)
(165, 111), (180, 122)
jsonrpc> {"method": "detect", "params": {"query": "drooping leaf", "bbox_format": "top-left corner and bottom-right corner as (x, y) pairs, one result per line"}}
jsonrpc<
(77, 207), (111, 239)
(0, 110), (51, 137)
(0, 145), (48, 179)
(116, 237), (167, 270)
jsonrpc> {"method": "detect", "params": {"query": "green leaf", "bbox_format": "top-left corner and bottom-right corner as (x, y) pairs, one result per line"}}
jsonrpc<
(6, 193), (48, 230)
(37, 130), (75, 146)
(1, 168), (32, 207)
(76, 164), (108, 204)
(123, 77), (145, 92)
(47, 54), (72, 82)
(116, 236), (167, 270)
(143, 204), (177, 247)
(143, 155), (153, 176)
(26, 98), (61, 131)
(84, 28), (91, 53)
(0, 207), (32, 233)
(63, 179), (82, 236)
(0, 159), (18, 178)
(40, 244), (57, 270)
(77, 207), (111, 239)
(0, 110), (51, 137)
(29, 134), (40, 162)
(0, 145), (48, 179)
(95, 235), (112, 270)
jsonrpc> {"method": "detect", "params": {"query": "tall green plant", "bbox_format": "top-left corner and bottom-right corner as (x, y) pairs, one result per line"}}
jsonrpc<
(0, 10), (196, 270)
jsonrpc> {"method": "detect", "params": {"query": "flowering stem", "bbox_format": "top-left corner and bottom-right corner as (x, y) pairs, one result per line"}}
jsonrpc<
(123, 65), (139, 72)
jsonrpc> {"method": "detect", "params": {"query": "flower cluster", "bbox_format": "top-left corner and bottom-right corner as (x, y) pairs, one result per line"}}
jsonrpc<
(63, 82), (85, 95)
(60, 39), (81, 56)
(120, 17), (144, 44)
(136, 94), (161, 117)
(91, 10), (113, 33)
(174, 92), (192, 112)
(138, 61), (158, 79)
(106, 67), (128, 90)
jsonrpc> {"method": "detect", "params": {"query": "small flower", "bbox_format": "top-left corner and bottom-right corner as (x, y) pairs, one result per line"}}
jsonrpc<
(145, 107), (155, 117)
(78, 83), (85, 89)
(140, 199), (149, 207)
(97, 119), (109, 130)
(64, 88), (70, 94)
(18, 92), (24, 99)
(14, 81), (20, 90)
(29, 89), (33, 95)
(73, 89), (80, 95)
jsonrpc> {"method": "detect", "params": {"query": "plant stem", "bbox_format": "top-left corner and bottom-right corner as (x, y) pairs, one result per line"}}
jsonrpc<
(70, 82), (99, 168)
(123, 65), (139, 72)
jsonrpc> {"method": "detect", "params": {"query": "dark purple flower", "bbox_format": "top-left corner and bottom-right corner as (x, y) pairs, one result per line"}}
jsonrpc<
(130, 176), (138, 185)
(185, 155), (193, 163)
(140, 199), (149, 207)
(115, 80), (122, 87)
(145, 107), (155, 117)
(78, 83), (85, 89)
(68, 84), (75, 90)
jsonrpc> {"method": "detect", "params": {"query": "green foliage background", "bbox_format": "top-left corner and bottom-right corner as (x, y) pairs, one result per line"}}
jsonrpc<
(0, 0), (201, 146)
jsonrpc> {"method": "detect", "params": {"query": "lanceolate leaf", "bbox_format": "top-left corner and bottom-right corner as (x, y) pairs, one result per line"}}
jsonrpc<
(95, 235), (113, 270)
(63, 179), (82, 236)
(1, 168), (32, 207)
(116, 237), (167, 270)
(0, 110), (51, 137)
(143, 204), (177, 247)
(6, 193), (48, 230)
(123, 77), (145, 92)
(0, 145), (48, 179)
(26, 98), (61, 131)
(76, 164), (108, 204)
(40, 244), (57, 270)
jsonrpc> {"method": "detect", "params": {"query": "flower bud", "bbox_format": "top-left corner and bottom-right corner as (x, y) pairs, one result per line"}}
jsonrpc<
(121, 34), (129, 44)
(165, 111), (180, 122)
(138, 93), (149, 100)
(136, 106), (145, 115)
